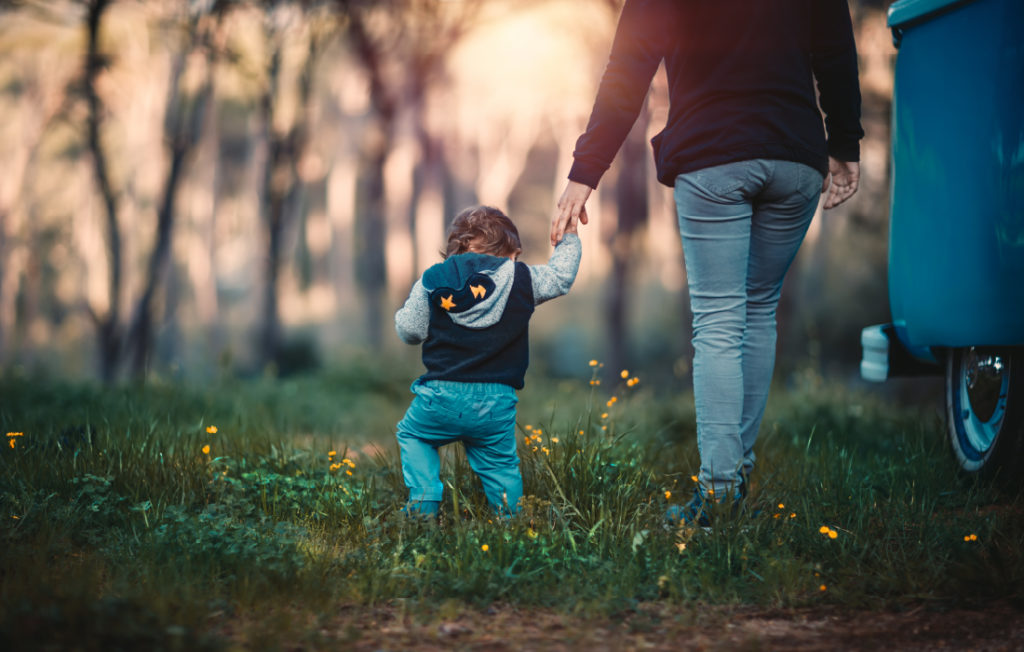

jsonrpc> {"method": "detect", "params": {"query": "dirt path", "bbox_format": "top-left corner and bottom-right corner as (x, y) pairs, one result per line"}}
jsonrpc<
(268, 601), (1024, 651)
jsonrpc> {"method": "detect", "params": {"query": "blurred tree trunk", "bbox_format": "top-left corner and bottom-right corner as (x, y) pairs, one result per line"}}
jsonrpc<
(0, 149), (29, 367)
(344, 6), (402, 349)
(407, 88), (447, 278)
(605, 96), (649, 378)
(258, 43), (287, 369)
(0, 69), (65, 367)
(353, 124), (391, 349)
(83, 1), (229, 381)
(192, 38), (226, 366)
(348, 9), (393, 349)
(125, 59), (200, 379)
(125, 8), (226, 379)
(338, 0), (482, 348)
(83, 0), (123, 383)
(591, 0), (648, 379)
(257, 16), (322, 371)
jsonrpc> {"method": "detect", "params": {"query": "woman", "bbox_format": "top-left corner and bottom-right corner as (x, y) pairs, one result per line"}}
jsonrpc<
(551, 0), (863, 525)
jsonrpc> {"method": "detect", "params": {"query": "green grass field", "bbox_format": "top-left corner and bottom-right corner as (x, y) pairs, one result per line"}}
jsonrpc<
(1, 359), (1021, 649)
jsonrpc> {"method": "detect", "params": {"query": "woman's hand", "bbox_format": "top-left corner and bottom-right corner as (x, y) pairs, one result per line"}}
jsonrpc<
(822, 157), (860, 209)
(551, 180), (592, 245)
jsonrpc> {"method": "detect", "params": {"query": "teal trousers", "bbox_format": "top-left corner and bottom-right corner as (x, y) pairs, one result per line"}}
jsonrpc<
(396, 379), (522, 516)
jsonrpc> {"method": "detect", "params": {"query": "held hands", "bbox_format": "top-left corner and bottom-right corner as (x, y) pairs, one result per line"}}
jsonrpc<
(821, 157), (860, 209)
(551, 180), (592, 245)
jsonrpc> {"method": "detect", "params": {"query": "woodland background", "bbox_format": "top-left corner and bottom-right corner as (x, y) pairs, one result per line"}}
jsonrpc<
(10, 5), (1024, 648)
(0, 0), (896, 385)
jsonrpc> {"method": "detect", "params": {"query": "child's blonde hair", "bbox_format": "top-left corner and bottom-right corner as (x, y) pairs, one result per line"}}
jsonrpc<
(444, 205), (522, 259)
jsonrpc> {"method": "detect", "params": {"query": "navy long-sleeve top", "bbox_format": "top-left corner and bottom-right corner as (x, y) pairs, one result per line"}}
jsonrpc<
(569, 0), (864, 188)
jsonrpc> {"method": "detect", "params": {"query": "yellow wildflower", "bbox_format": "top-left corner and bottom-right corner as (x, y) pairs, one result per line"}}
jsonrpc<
(664, 490), (671, 500)
(578, 430), (584, 435)
(691, 475), (698, 483)
(964, 533), (978, 542)
(345, 470), (353, 476)
(481, 544), (489, 552)
(541, 446), (550, 455)
(206, 425), (218, 434)
(601, 412), (609, 419)
(589, 360), (598, 367)
(328, 450), (337, 459)
(525, 425), (533, 431)
(526, 527), (539, 539)
(202, 444), (211, 455)
(620, 369), (629, 379)
(8, 439), (14, 449)
(828, 529), (838, 539)
(551, 437), (559, 443)
(819, 525), (830, 534)
(778, 503), (785, 509)
(676, 542), (686, 553)
(819, 584), (827, 592)
(330, 463), (342, 472)
(790, 513), (796, 519)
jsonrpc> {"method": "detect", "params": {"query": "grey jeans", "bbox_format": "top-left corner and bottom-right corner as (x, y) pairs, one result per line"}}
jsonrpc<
(674, 159), (822, 499)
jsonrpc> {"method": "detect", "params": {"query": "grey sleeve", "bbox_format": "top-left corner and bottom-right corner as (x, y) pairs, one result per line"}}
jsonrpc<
(395, 278), (430, 344)
(530, 233), (582, 305)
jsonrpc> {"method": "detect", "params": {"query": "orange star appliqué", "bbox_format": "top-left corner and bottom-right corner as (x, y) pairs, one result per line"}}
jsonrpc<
(440, 295), (456, 311)
(470, 284), (487, 299)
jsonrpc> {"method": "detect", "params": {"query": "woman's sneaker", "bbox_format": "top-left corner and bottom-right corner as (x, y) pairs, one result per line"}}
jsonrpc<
(665, 489), (713, 527)
(665, 486), (745, 528)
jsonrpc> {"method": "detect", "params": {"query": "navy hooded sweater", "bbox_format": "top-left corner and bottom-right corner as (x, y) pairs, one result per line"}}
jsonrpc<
(395, 234), (582, 389)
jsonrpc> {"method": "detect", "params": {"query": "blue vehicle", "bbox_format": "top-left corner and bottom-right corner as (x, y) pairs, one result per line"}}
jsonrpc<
(861, 0), (1024, 483)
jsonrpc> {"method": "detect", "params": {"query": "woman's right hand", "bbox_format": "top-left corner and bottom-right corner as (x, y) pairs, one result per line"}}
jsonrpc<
(822, 157), (860, 209)
(551, 180), (592, 245)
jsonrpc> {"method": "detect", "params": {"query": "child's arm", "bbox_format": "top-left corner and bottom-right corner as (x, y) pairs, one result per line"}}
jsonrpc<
(395, 279), (430, 344)
(529, 232), (582, 305)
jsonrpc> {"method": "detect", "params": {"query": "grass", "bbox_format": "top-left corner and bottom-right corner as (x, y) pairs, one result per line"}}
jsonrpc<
(1, 360), (1022, 649)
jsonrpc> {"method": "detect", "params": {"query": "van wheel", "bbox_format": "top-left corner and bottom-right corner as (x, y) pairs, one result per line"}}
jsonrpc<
(946, 347), (1024, 487)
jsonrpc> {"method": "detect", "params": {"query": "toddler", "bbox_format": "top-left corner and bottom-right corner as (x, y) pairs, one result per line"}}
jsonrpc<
(394, 205), (581, 518)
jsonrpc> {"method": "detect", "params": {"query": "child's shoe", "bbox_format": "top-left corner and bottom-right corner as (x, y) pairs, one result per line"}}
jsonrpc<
(401, 499), (440, 521)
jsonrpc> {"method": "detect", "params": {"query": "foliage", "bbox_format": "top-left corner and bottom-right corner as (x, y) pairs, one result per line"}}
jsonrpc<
(1, 363), (1022, 648)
